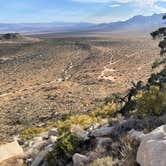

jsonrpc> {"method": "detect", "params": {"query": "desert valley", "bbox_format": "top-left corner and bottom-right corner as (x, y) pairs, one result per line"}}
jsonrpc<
(0, 32), (160, 142)
(1, 12), (166, 166)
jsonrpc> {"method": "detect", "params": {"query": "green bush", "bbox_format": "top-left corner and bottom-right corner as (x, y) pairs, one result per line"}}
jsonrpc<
(56, 114), (99, 133)
(55, 132), (80, 156)
(137, 84), (166, 118)
(151, 58), (166, 69)
(91, 101), (122, 118)
(47, 132), (81, 166)
(20, 127), (47, 139)
(152, 59), (160, 68)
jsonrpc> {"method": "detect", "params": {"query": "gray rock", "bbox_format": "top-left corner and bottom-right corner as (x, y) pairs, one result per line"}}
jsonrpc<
(91, 119), (144, 138)
(31, 150), (48, 166)
(90, 126), (113, 137)
(73, 153), (89, 166)
(44, 144), (54, 152)
(25, 148), (39, 158)
(48, 128), (59, 137)
(129, 129), (145, 141)
(136, 124), (166, 166)
(70, 125), (89, 140)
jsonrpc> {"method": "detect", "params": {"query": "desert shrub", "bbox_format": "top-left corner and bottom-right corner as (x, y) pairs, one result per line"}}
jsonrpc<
(147, 68), (166, 87)
(47, 132), (81, 166)
(91, 101), (121, 118)
(20, 127), (47, 139)
(151, 58), (166, 68)
(137, 84), (166, 118)
(152, 59), (160, 68)
(90, 156), (114, 166)
(56, 114), (99, 133)
(55, 133), (80, 156)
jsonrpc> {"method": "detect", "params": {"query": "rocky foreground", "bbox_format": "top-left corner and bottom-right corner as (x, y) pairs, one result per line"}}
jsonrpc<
(0, 34), (164, 166)
(1, 114), (166, 166)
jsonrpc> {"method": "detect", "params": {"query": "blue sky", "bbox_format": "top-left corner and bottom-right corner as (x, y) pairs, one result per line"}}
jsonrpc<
(0, 0), (166, 23)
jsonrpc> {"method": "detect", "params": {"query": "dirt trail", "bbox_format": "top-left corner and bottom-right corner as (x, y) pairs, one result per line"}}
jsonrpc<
(97, 47), (120, 81)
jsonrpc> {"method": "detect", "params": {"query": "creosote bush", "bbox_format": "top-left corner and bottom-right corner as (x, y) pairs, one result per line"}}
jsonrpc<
(56, 114), (99, 133)
(20, 127), (47, 139)
(47, 132), (84, 166)
(137, 84), (166, 118)
(55, 132), (80, 156)
(151, 58), (166, 69)
(91, 101), (121, 118)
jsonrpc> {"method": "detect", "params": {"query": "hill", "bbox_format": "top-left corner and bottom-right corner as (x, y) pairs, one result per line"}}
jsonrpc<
(91, 13), (164, 33)
(0, 13), (164, 34)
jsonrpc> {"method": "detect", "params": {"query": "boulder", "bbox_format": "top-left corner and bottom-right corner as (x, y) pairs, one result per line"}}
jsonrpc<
(73, 153), (89, 166)
(48, 128), (58, 137)
(48, 136), (58, 144)
(135, 124), (166, 166)
(70, 125), (89, 140)
(0, 158), (24, 166)
(129, 129), (145, 141)
(90, 126), (113, 137)
(31, 150), (48, 166)
(0, 141), (24, 164)
(0, 33), (22, 40)
(29, 144), (53, 166)
(91, 119), (144, 138)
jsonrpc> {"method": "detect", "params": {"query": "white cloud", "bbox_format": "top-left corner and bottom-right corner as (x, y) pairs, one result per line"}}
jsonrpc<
(72, 0), (166, 13)
(72, 0), (166, 4)
(109, 4), (121, 7)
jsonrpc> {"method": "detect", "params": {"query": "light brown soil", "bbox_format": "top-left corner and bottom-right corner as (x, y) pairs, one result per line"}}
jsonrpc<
(0, 34), (160, 142)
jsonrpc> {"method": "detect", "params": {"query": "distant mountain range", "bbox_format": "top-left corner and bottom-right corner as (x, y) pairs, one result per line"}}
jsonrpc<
(0, 13), (164, 34)
(90, 13), (165, 33)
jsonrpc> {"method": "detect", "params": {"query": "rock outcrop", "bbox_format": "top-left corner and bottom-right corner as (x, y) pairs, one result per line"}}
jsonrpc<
(0, 141), (24, 165)
(73, 153), (89, 166)
(129, 124), (166, 166)
(0, 33), (23, 40)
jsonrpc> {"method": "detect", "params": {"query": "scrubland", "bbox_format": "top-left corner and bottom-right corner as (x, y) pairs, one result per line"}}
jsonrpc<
(0, 33), (160, 143)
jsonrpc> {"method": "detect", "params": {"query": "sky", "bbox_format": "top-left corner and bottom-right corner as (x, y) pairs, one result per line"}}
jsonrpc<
(0, 0), (166, 23)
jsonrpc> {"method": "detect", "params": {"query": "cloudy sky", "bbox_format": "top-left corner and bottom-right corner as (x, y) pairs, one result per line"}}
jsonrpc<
(0, 0), (166, 23)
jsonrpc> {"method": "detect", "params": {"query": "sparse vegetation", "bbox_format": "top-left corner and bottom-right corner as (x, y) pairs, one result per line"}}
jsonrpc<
(91, 101), (122, 118)
(151, 58), (166, 68)
(56, 114), (99, 133)
(118, 136), (139, 166)
(90, 157), (114, 166)
(20, 127), (48, 139)
(137, 84), (166, 118)
(0, 26), (165, 166)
